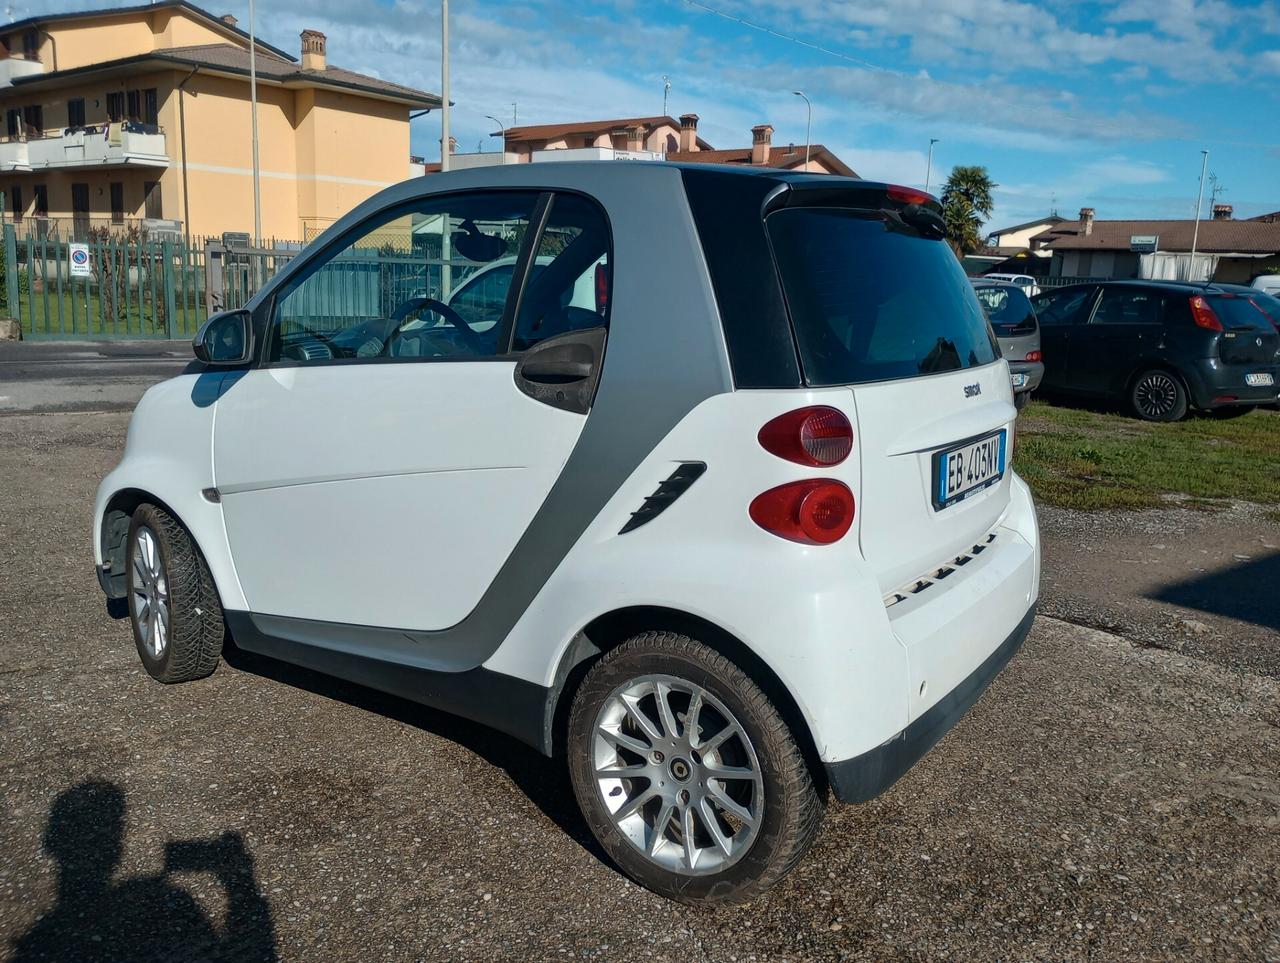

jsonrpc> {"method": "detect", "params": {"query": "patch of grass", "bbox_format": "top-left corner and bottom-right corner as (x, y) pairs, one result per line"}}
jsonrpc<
(1013, 399), (1280, 511)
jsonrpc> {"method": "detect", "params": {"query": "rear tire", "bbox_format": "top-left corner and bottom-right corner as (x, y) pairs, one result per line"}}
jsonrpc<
(567, 632), (824, 904)
(126, 504), (225, 684)
(1130, 369), (1187, 422)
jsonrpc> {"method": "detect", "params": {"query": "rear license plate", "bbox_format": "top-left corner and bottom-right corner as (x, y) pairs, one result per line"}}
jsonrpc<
(1245, 372), (1274, 387)
(1011, 372), (1028, 388)
(933, 430), (1007, 510)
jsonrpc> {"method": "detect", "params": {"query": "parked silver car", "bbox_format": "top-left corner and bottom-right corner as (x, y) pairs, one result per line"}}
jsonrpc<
(971, 280), (1043, 409)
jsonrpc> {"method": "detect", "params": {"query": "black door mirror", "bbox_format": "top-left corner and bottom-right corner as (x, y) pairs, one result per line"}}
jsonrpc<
(193, 310), (253, 365)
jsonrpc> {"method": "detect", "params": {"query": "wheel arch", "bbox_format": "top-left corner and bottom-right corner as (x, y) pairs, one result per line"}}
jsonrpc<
(543, 605), (829, 797)
(99, 488), (203, 599)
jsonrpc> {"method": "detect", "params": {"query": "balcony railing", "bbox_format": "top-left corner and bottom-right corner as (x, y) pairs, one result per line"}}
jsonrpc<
(0, 123), (168, 172)
(0, 55), (44, 88)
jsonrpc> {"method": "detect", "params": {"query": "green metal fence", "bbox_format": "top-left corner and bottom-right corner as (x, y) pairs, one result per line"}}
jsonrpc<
(1, 225), (303, 340)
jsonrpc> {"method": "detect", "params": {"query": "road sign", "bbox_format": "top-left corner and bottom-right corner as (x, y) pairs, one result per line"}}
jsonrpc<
(1129, 235), (1159, 253)
(69, 243), (92, 278)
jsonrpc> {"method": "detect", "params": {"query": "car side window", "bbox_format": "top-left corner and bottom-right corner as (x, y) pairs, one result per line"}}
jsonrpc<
(512, 193), (611, 352)
(1092, 288), (1162, 325)
(1033, 288), (1092, 326)
(267, 192), (541, 365)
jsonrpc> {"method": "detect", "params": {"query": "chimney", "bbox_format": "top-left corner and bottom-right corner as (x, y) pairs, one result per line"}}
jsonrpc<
(1079, 207), (1094, 236)
(220, 13), (238, 26)
(1212, 203), (1233, 220)
(625, 124), (645, 152)
(678, 113), (699, 153)
(300, 29), (327, 71)
(751, 124), (773, 166)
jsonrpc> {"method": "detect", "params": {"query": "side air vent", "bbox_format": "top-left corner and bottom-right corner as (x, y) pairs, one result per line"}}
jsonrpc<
(619, 462), (707, 534)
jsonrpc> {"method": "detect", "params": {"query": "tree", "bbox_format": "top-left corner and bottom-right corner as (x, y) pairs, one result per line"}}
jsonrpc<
(940, 165), (997, 257)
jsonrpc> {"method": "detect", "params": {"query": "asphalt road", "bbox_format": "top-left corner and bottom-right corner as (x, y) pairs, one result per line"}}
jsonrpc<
(0, 341), (193, 414)
(1, 354), (1278, 961)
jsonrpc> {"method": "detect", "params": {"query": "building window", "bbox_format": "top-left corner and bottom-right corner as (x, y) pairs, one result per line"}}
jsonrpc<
(22, 105), (42, 137)
(71, 183), (90, 239)
(110, 182), (124, 224)
(144, 181), (162, 220)
(67, 97), (86, 129)
(143, 89), (158, 126)
(33, 184), (47, 217)
(23, 29), (39, 61)
(107, 92), (124, 123)
(126, 90), (140, 123)
(5, 109), (19, 140)
(9, 185), (22, 222)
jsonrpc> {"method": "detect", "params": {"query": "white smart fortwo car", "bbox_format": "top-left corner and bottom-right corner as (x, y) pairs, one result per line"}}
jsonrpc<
(94, 163), (1039, 904)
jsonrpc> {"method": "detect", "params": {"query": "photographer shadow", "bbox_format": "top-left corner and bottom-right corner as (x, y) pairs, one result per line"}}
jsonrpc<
(11, 781), (278, 963)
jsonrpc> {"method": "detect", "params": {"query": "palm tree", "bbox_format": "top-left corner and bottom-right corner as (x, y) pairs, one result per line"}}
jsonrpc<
(940, 166), (997, 257)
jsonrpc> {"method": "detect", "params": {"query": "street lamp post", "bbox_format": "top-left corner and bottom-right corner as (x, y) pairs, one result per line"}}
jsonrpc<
(486, 115), (506, 164)
(440, 0), (450, 173)
(1189, 149), (1209, 281)
(924, 138), (939, 194)
(248, 0), (261, 245)
(792, 90), (811, 167)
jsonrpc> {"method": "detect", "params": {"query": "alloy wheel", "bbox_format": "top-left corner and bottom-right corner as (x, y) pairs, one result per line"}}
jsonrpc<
(591, 674), (764, 876)
(1135, 372), (1179, 418)
(131, 526), (170, 658)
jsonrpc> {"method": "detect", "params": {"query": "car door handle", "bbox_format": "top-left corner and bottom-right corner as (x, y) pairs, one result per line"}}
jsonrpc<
(520, 359), (592, 383)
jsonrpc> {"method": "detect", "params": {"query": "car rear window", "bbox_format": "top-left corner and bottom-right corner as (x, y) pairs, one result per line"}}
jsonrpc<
(767, 208), (999, 386)
(1208, 294), (1275, 330)
(973, 285), (1037, 335)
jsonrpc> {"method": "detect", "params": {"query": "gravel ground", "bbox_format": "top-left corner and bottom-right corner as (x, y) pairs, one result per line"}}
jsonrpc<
(2, 411), (1279, 962)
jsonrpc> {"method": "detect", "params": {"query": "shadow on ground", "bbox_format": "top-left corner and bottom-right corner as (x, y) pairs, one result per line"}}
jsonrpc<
(220, 642), (606, 865)
(10, 781), (278, 962)
(1148, 551), (1280, 631)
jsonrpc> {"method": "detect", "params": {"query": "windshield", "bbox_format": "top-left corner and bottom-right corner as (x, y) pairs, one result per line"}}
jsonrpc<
(972, 285), (1037, 334)
(767, 208), (999, 386)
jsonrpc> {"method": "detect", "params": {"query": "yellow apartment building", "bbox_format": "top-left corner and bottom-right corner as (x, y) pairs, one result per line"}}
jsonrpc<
(0, 0), (439, 241)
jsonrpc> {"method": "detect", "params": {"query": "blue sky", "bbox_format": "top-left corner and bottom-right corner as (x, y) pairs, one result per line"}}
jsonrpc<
(30, 0), (1280, 231)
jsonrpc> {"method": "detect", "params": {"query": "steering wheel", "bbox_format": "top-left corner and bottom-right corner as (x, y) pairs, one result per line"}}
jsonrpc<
(383, 298), (486, 356)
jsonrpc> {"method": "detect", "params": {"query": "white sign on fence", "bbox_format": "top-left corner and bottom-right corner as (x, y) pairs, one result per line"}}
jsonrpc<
(69, 243), (92, 278)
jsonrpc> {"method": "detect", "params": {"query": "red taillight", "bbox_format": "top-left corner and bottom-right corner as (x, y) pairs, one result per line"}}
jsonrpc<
(1189, 295), (1223, 332)
(1024, 349), (1043, 363)
(749, 480), (854, 545)
(758, 406), (853, 466)
(886, 184), (935, 207)
(594, 263), (609, 315)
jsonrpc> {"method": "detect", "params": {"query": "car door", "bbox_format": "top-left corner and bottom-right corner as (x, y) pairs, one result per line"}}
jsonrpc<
(1068, 286), (1163, 397)
(1031, 285), (1096, 391)
(212, 189), (612, 631)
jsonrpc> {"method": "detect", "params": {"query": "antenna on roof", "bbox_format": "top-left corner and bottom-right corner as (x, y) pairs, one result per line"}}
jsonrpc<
(512, 102), (517, 125)
(1050, 191), (1057, 217)
(1209, 172), (1226, 206)
(4, 6), (13, 22)
(662, 75), (671, 116)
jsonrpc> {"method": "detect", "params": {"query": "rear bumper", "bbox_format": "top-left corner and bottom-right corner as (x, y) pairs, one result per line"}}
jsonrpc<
(1183, 359), (1279, 408)
(1008, 360), (1044, 394)
(825, 604), (1035, 803)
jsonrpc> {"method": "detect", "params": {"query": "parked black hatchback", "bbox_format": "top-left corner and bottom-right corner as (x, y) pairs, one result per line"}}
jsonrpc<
(1031, 280), (1280, 420)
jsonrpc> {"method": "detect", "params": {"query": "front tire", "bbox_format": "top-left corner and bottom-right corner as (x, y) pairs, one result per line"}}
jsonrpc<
(567, 632), (823, 904)
(127, 504), (225, 683)
(1130, 369), (1187, 421)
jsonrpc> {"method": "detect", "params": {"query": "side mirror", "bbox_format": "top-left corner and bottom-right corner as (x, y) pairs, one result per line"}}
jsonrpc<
(193, 309), (253, 365)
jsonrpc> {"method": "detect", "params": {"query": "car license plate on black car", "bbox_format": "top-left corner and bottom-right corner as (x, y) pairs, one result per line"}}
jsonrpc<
(933, 430), (1007, 510)
(1245, 372), (1274, 387)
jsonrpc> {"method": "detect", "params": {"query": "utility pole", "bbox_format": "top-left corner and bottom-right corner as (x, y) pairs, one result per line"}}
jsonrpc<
(440, 0), (450, 173)
(512, 102), (517, 125)
(924, 138), (939, 194)
(1189, 149), (1209, 281)
(248, 0), (261, 245)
